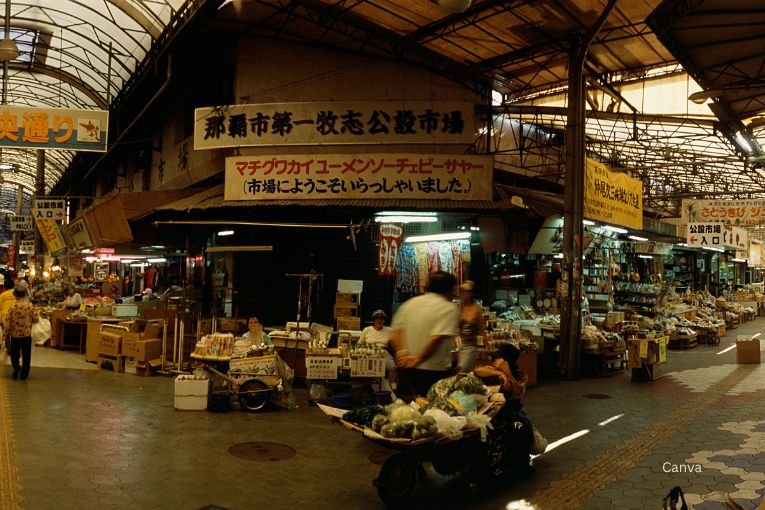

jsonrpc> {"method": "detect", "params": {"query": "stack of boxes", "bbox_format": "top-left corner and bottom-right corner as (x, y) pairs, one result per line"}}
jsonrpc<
(97, 320), (164, 375)
(334, 292), (361, 330)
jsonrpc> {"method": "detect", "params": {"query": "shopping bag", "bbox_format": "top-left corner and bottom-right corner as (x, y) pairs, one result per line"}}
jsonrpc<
(31, 317), (52, 346)
(662, 486), (688, 510)
(531, 427), (548, 454)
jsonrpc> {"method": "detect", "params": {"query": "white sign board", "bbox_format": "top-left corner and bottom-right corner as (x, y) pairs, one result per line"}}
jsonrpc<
(10, 215), (33, 232)
(32, 199), (66, 221)
(19, 239), (35, 254)
(682, 199), (765, 226)
(68, 217), (93, 249)
(686, 223), (748, 250)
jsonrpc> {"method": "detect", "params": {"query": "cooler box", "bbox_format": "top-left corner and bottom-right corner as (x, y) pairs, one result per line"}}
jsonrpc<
(174, 376), (210, 410)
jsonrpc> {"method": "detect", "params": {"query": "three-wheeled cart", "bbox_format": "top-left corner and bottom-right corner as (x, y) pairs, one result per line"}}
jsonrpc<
(319, 400), (504, 506)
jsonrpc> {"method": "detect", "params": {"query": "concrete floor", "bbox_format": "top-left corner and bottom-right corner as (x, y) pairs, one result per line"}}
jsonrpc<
(1, 320), (764, 510)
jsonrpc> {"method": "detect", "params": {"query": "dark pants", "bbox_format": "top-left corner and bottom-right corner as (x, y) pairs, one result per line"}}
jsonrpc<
(10, 336), (32, 379)
(398, 368), (450, 400)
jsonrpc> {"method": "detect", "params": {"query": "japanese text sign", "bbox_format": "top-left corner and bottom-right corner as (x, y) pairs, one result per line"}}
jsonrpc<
(378, 223), (403, 276)
(584, 158), (643, 230)
(10, 215), (33, 232)
(0, 106), (108, 152)
(32, 199), (66, 221)
(195, 101), (475, 149)
(19, 239), (35, 254)
(682, 199), (765, 226)
(68, 217), (94, 249)
(35, 218), (66, 254)
(686, 223), (748, 250)
(224, 153), (493, 201)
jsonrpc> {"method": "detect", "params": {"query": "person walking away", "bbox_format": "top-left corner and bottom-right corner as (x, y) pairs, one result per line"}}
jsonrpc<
(0, 278), (15, 340)
(457, 280), (486, 376)
(391, 271), (460, 399)
(4, 284), (40, 380)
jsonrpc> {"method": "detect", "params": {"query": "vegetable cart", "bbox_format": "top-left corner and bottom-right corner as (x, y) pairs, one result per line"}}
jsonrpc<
(319, 399), (504, 506)
(191, 353), (280, 411)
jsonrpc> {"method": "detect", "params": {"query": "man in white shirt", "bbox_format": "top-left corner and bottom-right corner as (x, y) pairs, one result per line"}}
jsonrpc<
(391, 271), (460, 398)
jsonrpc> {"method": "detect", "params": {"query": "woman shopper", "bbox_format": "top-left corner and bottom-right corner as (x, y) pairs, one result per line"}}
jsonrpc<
(456, 280), (485, 375)
(4, 284), (40, 380)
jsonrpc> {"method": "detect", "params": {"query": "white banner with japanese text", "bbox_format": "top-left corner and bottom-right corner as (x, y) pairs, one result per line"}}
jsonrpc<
(584, 158), (643, 230)
(0, 106), (108, 152)
(686, 223), (748, 250)
(681, 199), (765, 226)
(224, 153), (493, 201)
(378, 223), (403, 276)
(195, 101), (475, 149)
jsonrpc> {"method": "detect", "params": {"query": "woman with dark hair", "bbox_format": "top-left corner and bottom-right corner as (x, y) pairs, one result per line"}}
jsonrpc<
(473, 343), (535, 479)
(4, 285), (40, 380)
(242, 316), (272, 346)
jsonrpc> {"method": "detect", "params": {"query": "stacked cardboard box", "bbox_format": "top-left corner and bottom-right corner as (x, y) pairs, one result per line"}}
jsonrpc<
(334, 292), (361, 330)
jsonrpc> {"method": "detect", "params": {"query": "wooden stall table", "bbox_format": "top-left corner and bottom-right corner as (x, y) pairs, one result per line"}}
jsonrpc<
(59, 318), (88, 353)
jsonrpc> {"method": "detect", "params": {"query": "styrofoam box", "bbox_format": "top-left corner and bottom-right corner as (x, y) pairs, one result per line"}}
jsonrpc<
(174, 395), (208, 411)
(174, 378), (210, 396)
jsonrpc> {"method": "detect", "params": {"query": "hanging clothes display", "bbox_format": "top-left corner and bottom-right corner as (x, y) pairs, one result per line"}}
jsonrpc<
(394, 244), (418, 295)
(413, 243), (430, 294)
(394, 240), (471, 295)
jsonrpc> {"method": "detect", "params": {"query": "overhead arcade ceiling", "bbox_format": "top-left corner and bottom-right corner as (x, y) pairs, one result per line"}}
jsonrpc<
(3, 0), (765, 222)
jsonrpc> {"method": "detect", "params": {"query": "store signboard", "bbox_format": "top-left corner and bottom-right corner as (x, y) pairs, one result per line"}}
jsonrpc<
(32, 198), (66, 221)
(686, 223), (748, 250)
(10, 215), (33, 232)
(632, 242), (673, 255)
(0, 106), (108, 152)
(378, 223), (403, 276)
(19, 239), (35, 254)
(584, 158), (643, 230)
(195, 101), (475, 149)
(224, 153), (493, 201)
(681, 198), (765, 226)
(35, 218), (66, 254)
(751, 242), (763, 267)
(68, 217), (94, 249)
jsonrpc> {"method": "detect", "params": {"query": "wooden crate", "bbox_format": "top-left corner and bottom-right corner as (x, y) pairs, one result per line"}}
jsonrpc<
(668, 334), (698, 350)
(631, 361), (664, 381)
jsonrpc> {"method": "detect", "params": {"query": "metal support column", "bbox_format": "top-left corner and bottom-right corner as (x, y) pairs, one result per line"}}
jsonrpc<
(11, 182), (22, 267)
(34, 149), (45, 272)
(560, 0), (617, 380)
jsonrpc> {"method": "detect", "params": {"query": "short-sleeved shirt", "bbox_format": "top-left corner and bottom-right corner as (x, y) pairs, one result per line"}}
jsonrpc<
(359, 325), (391, 349)
(0, 288), (16, 320)
(391, 292), (459, 371)
(5, 299), (39, 338)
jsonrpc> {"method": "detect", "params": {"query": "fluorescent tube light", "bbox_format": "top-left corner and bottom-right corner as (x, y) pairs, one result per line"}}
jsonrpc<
(628, 235), (648, 241)
(638, 254), (653, 259)
(374, 215), (437, 224)
(405, 232), (471, 243)
(582, 219), (595, 226)
(217, 230), (235, 236)
(603, 225), (628, 234)
(553, 253), (563, 259)
(147, 258), (167, 263)
(376, 211), (436, 217)
(676, 243), (688, 247)
(702, 246), (725, 252)
(735, 131), (753, 154)
(130, 263), (145, 268)
(732, 258), (747, 262)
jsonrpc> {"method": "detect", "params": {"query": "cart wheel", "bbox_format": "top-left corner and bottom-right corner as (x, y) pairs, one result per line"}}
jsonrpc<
(375, 453), (418, 506)
(238, 379), (270, 411)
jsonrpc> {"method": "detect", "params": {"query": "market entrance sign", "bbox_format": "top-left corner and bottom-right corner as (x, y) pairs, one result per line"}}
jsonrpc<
(35, 218), (66, 254)
(584, 158), (643, 230)
(195, 101), (475, 149)
(686, 223), (748, 250)
(0, 106), (108, 152)
(19, 239), (34, 254)
(224, 154), (493, 201)
(681, 199), (765, 226)
(32, 199), (66, 221)
(10, 215), (33, 232)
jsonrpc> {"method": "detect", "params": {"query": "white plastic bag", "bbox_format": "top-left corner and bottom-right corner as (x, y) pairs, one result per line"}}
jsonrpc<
(465, 412), (493, 442)
(31, 317), (52, 345)
(531, 427), (548, 454)
(424, 409), (467, 440)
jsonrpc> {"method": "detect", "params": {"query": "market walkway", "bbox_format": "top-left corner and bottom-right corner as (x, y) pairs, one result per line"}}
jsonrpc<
(1, 319), (764, 510)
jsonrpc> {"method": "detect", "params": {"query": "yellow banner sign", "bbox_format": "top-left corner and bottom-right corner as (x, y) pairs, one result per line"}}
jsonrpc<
(35, 218), (66, 254)
(584, 158), (643, 230)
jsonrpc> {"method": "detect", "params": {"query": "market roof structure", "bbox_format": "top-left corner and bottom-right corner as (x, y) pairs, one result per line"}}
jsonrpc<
(4, 0), (765, 224)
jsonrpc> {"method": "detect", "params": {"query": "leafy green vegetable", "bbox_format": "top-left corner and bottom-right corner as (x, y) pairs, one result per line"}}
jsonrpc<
(342, 405), (384, 427)
(371, 414), (389, 432)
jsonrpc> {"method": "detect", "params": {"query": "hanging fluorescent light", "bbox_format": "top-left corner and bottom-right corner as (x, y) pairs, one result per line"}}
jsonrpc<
(735, 131), (754, 154)
(377, 211), (436, 217)
(374, 215), (437, 224)
(628, 235), (648, 241)
(147, 258), (167, 263)
(130, 263), (145, 268)
(121, 260), (137, 265)
(553, 253), (563, 259)
(702, 246), (725, 252)
(603, 225), (628, 234)
(638, 254), (654, 259)
(582, 219), (595, 226)
(732, 258), (747, 263)
(405, 232), (471, 243)
(217, 230), (235, 236)
(676, 243), (688, 247)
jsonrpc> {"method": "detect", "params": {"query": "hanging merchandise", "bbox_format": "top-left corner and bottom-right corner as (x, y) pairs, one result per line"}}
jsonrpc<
(377, 223), (404, 276)
(394, 239), (470, 294)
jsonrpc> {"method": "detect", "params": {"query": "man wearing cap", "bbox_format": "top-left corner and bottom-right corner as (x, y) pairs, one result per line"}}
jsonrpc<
(359, 309), (396, 388)
(391, 271), (460, 398)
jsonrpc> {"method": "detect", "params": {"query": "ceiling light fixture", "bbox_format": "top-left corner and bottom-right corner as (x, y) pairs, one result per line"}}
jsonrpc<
(405, 232), (471, 243)
(0, 1), (18, 62)
(628, 235), (648, 242)
(433, 0), (472, 13)
(734, 131), (754, 154)
(217, 230), (235, 236)
(688, 89), (724, 104)
(603, 225), (628, 234)
(374, 215), (437, 224)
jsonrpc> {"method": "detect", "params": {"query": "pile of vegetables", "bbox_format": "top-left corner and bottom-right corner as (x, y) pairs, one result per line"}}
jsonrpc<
(342, 405), (384, 428)
(425, 374), (488, 417)
(370, 400), (438, 440)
